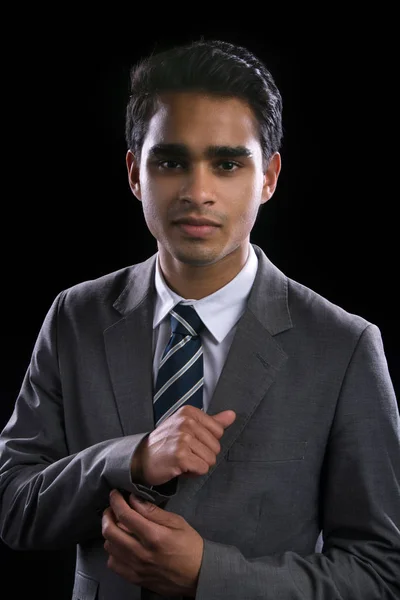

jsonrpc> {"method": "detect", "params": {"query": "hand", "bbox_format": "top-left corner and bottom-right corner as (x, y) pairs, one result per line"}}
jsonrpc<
(102, 489), (203, 597)
(131, 405), (236, 486)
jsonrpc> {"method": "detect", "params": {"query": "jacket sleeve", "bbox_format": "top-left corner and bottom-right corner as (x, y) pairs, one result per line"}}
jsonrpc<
(195, 324), (400, 599)
(0, 292), (174, 550)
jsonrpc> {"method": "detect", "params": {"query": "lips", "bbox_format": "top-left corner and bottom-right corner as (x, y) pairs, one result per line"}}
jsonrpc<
(173, 219), (220, 238)
(173, 218), (221, 227)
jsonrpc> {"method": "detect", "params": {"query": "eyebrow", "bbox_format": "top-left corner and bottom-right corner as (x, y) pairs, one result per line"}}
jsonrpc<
(148, 143), (253, 160)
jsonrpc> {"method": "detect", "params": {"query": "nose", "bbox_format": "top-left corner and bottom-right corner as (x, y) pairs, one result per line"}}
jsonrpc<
(178, 163), (216, 206)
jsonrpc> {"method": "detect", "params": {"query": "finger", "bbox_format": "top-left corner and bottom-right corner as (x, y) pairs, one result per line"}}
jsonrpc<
(117, 520), (134, 534)
(106, 491), (143, 540)
(102, 506), (148, 562)
(181, 434), (219, 469)
(187, 421), (222, 456)
(129, 495), (182, 530)
(109, 490), (163, 545)
(180, 450), (213, 476)
(102, 506), (118, 533)
(102, 506), (129, 540)
(103, 496), (137, 535)
(179, 405), (225, 440)
(107, 490), (135, 530)
(103, 507), (138, 548)
(212, 409), (237, 429)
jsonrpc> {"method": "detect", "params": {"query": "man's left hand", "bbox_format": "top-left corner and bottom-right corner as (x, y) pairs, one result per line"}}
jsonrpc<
(102, 489), (204, 597)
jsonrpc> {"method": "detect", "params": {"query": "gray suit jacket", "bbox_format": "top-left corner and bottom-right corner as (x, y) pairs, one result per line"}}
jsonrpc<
(0, 244), (399, 599)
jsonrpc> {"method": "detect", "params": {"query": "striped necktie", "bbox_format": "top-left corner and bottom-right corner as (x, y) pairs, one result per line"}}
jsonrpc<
(153, 303), (204, 428)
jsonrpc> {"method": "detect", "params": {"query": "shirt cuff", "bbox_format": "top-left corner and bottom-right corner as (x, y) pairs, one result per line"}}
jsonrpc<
(132, 477), (178, 506)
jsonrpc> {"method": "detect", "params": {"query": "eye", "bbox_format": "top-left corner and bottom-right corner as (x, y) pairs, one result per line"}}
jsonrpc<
(157, 160), (184, 170)
(154, 159), (240, 172)
(217, 161), (240, 172)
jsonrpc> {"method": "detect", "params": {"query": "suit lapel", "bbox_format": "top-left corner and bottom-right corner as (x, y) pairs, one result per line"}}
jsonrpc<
(104, 254), (157, 436)
(167, 244), (293, 513)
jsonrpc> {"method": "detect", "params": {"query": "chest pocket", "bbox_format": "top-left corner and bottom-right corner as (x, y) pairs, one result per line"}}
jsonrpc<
(227, 439), (307, 462)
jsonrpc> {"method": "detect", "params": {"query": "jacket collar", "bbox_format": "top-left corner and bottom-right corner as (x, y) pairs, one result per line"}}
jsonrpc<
(112, 244), (292, 337)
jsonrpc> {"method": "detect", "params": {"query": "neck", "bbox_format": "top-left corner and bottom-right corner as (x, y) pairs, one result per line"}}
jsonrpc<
(158, 244), (250, 300)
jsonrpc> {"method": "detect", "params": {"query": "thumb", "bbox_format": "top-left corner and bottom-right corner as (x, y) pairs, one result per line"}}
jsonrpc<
(129, 495), (177, 524)
(212, 409), (237, 429)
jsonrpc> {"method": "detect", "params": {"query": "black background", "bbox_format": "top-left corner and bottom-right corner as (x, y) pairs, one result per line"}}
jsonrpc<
(1, 12), (398, 599)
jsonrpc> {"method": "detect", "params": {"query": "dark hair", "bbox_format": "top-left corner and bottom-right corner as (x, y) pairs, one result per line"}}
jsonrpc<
(125, 39), (283, 171)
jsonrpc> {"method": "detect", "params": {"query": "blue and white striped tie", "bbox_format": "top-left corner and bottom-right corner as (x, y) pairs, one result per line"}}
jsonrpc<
(153, 303), (204, 428)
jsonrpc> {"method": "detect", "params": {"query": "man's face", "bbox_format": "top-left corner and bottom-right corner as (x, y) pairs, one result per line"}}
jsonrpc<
(127, 91), (280, 269)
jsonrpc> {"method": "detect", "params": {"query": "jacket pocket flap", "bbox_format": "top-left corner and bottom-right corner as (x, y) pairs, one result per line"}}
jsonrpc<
(227, 439), (307, 462)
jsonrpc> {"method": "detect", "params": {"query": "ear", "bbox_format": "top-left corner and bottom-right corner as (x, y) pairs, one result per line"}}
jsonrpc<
(261, 152), (281, 204)
(126, 149), (142, 201)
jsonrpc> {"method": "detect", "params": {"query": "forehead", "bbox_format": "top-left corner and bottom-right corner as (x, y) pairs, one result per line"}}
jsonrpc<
(141, 92), (261, 154)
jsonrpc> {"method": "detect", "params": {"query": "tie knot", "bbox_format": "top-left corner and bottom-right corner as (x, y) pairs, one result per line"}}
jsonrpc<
(170, 303), (204, 337)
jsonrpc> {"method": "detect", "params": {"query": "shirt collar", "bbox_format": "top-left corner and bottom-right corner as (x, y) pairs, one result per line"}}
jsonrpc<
(153, 244), (258, 343)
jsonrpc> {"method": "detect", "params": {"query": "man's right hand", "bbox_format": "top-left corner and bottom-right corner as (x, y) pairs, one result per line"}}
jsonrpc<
(131, 405), (236, 486)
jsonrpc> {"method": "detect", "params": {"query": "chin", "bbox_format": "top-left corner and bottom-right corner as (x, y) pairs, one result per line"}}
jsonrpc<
(172, 246), (222, 267)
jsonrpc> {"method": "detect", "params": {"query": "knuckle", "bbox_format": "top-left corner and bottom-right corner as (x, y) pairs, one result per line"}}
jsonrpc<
(101, 519), (110, 537)
(148, 530), (164, 551)
(116, 508), (129, 523)
(179, 404), (193, 416)
(184, 416), (195, 428)
(175, 450), (188, 471)
(172, 466), (183, 477)
(142, 549), (157, 566)
(200, 461), (210, 474)
(175, 444), (187, 460)
(180, 431), (192, 445)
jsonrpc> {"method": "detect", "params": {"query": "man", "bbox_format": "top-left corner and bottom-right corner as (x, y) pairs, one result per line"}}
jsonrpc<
(0, 39), (399, 600)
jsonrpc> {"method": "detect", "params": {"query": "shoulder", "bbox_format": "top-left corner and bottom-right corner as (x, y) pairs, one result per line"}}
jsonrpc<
(52, 253), (157, 323)
(62, 264), (135, 305)
(252, 245), (372, 343)
(283, 276), (388, 371)
(287, 275), (370, 336)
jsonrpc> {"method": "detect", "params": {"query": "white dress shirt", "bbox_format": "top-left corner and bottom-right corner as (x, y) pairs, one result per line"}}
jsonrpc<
(152, 244), (258, 413)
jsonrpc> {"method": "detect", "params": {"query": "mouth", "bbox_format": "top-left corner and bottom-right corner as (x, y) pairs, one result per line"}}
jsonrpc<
(173, 217), (221, 227)
(172, 219), (221, 239)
